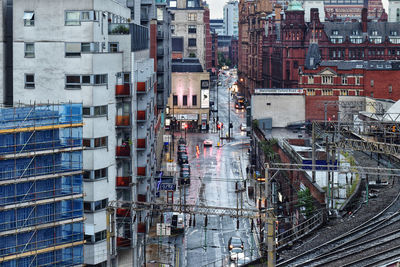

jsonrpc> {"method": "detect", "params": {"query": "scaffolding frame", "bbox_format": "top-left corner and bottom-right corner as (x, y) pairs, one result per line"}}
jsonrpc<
(0, 103), (85, 266)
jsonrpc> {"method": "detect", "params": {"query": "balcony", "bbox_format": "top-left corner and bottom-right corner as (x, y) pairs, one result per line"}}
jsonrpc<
(157, 48), (164, 56)
(137, 138), (147, 150)
(116, 115), (130, 127)
(137, 223), (146, 234)
(137, 82), (147, 94)
(109, 23), (130, 35)
(116, 208), (131, 217)
(137, 194), (146, 202)
(137, 110), (147, 122)
(157, 31), (165, 39)
(116, 84), (131, 97)
(116, 176), (132, 187)
(117, 237), (131, 248)
(157, 65), (164, 72)
(116, 146), (130, 157)
(137, 167), (146, 177)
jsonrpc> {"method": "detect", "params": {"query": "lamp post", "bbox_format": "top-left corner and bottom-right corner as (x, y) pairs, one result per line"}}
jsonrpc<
(228, 86), (231, 139)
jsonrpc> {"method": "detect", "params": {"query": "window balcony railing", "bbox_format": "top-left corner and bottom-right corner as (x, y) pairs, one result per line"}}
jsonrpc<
(137, 110), (147, 121)
(137, 138), (146, 150)
(137, 82), (147, 93)
(116, 208), (131, 217)
(137, 167), (146, 177)
(116, 146), (130, 157)
(116, 115), (130, 126)
(116, 176), (132, 187)
(116, 84), (131, 96)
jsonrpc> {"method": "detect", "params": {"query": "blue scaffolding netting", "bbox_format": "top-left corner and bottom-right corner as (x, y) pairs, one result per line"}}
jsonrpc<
(0, 104), (84, 266)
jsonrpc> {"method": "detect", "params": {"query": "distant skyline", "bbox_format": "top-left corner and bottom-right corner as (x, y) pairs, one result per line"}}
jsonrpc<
(207, 0), (389, 19)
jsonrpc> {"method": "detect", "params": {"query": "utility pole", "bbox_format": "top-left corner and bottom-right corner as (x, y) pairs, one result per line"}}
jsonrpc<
(312, 122), (316, 183)
(228, 85), (231, 139)
(265, 163), (276, 267)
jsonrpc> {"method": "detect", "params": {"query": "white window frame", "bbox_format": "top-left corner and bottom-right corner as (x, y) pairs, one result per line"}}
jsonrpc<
(109, 42), (119, 52)
(23, 11), (34, 26)
(25, 74), (35, 89)
(65, 11), (81, 26)
(24, 43), (35, 58)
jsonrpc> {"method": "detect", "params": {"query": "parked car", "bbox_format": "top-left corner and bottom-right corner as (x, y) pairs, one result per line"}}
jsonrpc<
(178, 138), (186, 145)
(229, 248), (244, 261)
(178, 144), (187, 152)
(240, 123), (247, 131)
(228, 237), (244, 251)
(203, 139), (213, 146)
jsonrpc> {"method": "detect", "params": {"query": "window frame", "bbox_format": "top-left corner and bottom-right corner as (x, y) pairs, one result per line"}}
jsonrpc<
(109, 42), (119, 53)
(192, 95), (197, 106)
(182, 95), (188, 106)
(173, 95), (178, 106)
(188, 38), (197, 47)
(24, 74), (35, 89)
(24, 43), (35, 58)
(65, 11), (81, 26)
(23, 11), (35, 26)
(188, 25), (197, 34)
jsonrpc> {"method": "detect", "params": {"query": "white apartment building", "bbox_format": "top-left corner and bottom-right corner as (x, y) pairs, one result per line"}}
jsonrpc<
(169, 0), (207, 69)
(223, 0), (239, 37)
(5, 0), (156, 266)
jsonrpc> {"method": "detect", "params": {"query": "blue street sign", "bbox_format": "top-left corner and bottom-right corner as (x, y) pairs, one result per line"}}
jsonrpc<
(159, 183), (176, 191)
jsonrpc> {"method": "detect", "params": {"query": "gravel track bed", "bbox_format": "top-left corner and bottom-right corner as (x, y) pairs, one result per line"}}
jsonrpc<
(326, 236), (400, 266)
(279, 150), (400, 262)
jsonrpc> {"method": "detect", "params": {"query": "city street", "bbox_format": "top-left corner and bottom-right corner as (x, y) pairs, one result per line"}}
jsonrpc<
(165, 73), (259, 266)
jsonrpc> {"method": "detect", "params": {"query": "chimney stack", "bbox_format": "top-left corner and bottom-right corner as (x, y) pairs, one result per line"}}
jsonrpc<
(361, 8), (368, 32)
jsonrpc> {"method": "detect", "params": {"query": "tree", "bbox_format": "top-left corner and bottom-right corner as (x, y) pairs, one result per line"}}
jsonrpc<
(296, 188), (315, 218)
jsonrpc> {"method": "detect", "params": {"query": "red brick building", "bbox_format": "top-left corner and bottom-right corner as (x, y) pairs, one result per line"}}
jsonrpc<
(238, 4), (400, 101)
(300, 60), (400, 120)
(204, 5), (213, 71)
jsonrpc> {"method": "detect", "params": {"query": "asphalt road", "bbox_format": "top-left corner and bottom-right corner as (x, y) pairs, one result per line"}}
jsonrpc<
(170, 73), (259, 266)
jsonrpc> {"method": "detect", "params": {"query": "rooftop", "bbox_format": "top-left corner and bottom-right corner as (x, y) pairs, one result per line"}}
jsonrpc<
(172, 58), (204, 72)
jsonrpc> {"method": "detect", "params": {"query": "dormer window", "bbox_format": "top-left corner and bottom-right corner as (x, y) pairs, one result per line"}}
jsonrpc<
(332, 30), (339, 35)
(371, 30), (378, 36)
(390, 31), (398, 36)
(352, 30), (359, 35)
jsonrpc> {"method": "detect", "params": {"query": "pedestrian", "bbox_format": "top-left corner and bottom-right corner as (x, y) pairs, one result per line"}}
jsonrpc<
(246, 166), (249, 174)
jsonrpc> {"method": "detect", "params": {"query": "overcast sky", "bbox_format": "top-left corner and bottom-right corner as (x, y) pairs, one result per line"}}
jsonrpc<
(207, 0), (225, 19)
(207, 0), (389, 19)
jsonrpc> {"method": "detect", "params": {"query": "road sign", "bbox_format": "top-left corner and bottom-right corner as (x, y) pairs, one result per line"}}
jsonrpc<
(167, 162), (177, 172)
(163, 134), (172, 143)
(159, 183), (176, 191)
(156, 223), (171, 236)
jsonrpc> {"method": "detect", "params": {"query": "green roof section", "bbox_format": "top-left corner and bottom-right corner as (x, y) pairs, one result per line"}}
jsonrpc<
(287, 0), (304, 11)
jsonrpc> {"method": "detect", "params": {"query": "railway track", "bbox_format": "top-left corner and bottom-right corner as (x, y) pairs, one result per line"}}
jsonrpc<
(277, 190), (400, 266)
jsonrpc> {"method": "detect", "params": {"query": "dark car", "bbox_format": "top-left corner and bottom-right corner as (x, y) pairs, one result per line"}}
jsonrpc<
(180, 167), (190, 176)
(228, 237), (244, 251)
(178, 144), (187, 152)
(179, 154), (188, 164)
(181, 163), (191, 171)
(178, 138), (186, 145)
(180, 171), (190, 185)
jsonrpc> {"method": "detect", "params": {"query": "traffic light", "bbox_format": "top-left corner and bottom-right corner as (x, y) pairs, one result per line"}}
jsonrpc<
(217, 123), (221, 130)
(229, 122), (233, 129)
(184, 123), (188, 129)
(393, 125), (396, 133)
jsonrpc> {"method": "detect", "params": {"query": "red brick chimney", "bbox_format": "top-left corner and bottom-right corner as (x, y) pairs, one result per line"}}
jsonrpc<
(361, 8), (368, 32)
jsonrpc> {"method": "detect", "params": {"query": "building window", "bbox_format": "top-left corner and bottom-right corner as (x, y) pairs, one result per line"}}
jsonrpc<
(332, 30), (339, 35)
(187, 0), (195, 7)
(173, 95), (178, 106)
(371, 30), (378, 36)
(83, 105), (108, 117)
(170, 0), (177, 8)
(389, 85), (393, 93)
(340, 90), (348, 96)
(306, 89), (315, 96)
(157, 8), (164, 21)
(188, 13), (197, 21)
(342, 76), (348, 85)
(371, 80), (374, 87)
(192, 95), (197, 106)
(85, 230), (107, 244)
(109, 42), (119, 52)
(188, 38), (196, 47)
(65, 11), (81, 25)
(322, 76), (332, 84)
(171, 25), (175, 34)
(183, 95), (188, 106)
(188, 25), (197, 34)
(308, 76), (314, 84)
(322, 89), (333, 96)
(65, 42), (100, 56)
(171, 14), (175, 21)
(83, 167), (108, 180)
(23, 11), (34, 26)
(24, 43), (35, 58)
(84, 198), (108, 212)
(66, 74), (108, 88)
(25, 74), (35, 89)
(356, 77), (360, 85)
(83, 137), (108, 149)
